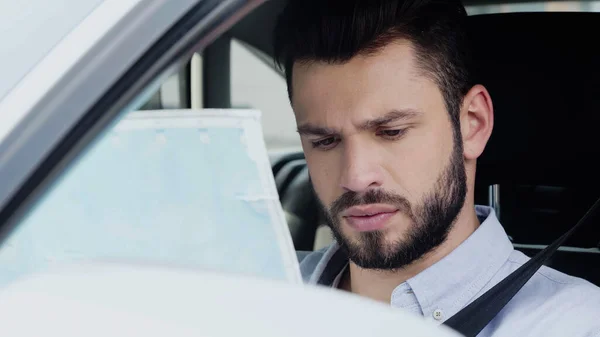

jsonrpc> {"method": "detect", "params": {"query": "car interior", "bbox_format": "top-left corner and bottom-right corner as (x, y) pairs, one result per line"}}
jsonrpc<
(146, 0), (600, 286)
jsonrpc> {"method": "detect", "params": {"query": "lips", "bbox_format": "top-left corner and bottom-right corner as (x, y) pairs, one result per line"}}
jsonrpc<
(342, 204), (399, 232)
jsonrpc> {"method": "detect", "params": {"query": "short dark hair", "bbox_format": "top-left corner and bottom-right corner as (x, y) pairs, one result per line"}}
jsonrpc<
(273, 0), (474, 126)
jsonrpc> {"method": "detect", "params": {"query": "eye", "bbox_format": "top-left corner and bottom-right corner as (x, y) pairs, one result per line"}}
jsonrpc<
(377, 129), (407, 140)
(311, 136), (339, 150)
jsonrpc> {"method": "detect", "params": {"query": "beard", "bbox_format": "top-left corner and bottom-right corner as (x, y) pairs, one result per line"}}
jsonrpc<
(317, 135), (467, 271)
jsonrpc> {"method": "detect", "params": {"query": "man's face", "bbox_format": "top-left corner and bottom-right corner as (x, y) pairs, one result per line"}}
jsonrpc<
(291, 41), (467, 270)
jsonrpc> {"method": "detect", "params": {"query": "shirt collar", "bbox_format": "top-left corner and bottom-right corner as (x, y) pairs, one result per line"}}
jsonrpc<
(400, 205), (514, 320)
(309, 206), (514, 320)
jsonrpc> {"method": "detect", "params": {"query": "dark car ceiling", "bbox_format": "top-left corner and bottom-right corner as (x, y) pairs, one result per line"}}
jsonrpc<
(463, 0), (590, 4)
(229, 0), (597, 62)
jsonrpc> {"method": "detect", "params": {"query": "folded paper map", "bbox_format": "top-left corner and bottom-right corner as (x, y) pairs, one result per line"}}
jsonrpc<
(0, 109), (302, 285)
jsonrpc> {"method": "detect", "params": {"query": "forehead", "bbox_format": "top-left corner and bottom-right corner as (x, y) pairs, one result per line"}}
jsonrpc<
(290, 41), (440, 122)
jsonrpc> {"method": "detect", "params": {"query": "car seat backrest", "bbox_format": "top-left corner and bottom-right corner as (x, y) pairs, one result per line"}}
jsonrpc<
(468, 12), (600, 249)
(275, 159), (307, 197)
(274, 162), (323, 251)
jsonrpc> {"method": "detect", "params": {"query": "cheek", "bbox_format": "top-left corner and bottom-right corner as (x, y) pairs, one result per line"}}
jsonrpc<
(385, 127), (452, 197)
(305, 153), (340, 207)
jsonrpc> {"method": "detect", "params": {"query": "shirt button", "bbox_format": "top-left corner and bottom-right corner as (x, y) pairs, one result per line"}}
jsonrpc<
(433, 309), (444, 321)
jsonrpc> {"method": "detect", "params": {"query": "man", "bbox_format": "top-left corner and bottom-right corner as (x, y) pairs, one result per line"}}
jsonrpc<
(273, 0), (600, 336)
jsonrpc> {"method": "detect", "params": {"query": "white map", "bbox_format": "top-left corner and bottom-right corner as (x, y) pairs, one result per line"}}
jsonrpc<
(0, 109), (301, 285)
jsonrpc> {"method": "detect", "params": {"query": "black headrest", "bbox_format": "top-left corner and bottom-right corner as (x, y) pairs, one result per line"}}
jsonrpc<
(467, 12), (600, 188)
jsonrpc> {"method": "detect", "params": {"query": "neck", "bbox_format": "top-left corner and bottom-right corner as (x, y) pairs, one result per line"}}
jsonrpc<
(340, 203), (481, 304)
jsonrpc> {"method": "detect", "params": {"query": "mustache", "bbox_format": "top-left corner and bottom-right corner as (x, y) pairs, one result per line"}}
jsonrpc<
(329, 189), (413, 217)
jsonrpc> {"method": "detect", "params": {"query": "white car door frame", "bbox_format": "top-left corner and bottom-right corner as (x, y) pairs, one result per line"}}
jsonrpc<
(0, 0), (263, 241)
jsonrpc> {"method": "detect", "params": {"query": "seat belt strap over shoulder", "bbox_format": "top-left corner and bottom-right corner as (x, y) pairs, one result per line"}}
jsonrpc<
(443, 197), (600, 337)
(316, 248), (348, 286)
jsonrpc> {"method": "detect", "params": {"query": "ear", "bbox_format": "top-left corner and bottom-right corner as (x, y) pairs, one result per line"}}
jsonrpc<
(459, 84), (494, 160)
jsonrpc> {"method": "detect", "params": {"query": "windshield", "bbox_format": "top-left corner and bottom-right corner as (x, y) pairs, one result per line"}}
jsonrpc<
(0, 0), (104, 101)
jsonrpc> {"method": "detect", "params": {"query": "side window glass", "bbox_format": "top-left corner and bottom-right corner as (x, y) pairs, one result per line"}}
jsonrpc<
(230, 38), (301, 153)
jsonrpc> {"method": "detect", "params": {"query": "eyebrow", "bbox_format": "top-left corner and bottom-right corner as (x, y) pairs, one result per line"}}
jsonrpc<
(296, 109), (421, 136)
(358, 109), (421, 131)
(296, 124), (338, 136)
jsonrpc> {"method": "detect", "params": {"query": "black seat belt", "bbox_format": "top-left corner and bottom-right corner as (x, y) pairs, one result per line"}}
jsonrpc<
(443, 197), (600, 337)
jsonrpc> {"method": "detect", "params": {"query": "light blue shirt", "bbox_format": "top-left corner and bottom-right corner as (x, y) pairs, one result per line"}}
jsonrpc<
(298, 206), (600, 336)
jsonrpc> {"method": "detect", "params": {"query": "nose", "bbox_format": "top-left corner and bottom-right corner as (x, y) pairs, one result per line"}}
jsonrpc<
(339, 137), (384, 193)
